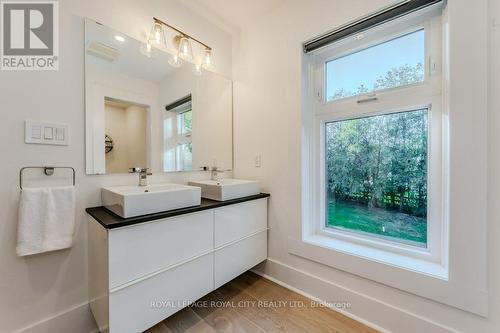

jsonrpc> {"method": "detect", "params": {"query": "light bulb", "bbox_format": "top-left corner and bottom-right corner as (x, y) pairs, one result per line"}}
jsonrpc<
(140, 43), (152, 58)
(202, 48), (214, 70)
(168, 54), (183, 68)
(151, 22), (164, 45)
(193, 63), (203, 76)
(177, 36), (193, 61)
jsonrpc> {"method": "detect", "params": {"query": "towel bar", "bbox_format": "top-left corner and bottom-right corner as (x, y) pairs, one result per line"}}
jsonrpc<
(19, 166), (76, 190)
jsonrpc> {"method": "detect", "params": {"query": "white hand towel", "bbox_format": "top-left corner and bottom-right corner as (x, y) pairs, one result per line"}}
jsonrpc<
(17, 186), (76, 256)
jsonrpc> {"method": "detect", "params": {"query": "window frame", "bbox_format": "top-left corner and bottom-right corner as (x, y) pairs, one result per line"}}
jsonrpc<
(306, 9), (447, 271)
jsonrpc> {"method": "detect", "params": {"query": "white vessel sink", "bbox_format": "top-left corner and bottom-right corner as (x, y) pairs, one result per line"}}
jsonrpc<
(188, 179), (260, 201)
(102, 184), (201, 218)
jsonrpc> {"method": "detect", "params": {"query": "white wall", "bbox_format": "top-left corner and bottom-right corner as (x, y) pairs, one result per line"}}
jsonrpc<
(233, 0), (499, 332)
(0, 0), (233, 332)
(124, 105), (148, 171)
(194, 73), (233, 170)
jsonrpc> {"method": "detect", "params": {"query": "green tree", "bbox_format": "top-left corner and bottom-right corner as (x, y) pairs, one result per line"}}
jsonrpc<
(328, 63), (424, 101)
(374, 63), (424, 90)
(325, 62), (428, 218)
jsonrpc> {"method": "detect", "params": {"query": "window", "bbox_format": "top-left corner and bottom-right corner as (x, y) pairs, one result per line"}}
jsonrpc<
(176, 142), (192, 170)
(174, 105), (192, 170)
(293, 1), (490, 316)
(325, 109), (428, 247)
(177, 110), (192, 135)
(303, 8), (445, 271)
(325, 29), (425, 102)
(164, 95), (193, 171)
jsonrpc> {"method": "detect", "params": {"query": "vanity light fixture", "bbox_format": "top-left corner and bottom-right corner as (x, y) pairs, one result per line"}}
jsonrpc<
(193, 63), (203, 76)
(177, 36), (193, 61)
(151, 22), (165, 45)
(168, 54), (183, 68)
(202, 48), (214, 70)
(139, 42), (152, 58)
(147, 17), (215, 73)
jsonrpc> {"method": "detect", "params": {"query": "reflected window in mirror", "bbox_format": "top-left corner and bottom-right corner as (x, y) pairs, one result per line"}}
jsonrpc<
(165, 95), (193, 172)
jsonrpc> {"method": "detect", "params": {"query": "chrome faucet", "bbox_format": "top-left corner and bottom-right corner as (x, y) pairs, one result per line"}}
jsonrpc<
(210, 166), (224, 181)
(129, 167), (152, 186)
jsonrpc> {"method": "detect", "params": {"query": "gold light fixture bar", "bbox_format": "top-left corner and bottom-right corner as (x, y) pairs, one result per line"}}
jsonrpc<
(152, 17), (212, 51)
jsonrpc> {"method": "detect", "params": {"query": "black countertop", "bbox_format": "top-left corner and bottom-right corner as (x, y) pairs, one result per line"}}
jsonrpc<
(86, 193), (270, 229)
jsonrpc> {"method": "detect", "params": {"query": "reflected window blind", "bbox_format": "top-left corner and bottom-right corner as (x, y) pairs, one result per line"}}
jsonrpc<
(165, 94), (192, 114)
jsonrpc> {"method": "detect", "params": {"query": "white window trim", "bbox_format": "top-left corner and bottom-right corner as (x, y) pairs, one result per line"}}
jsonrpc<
(290, 3), (489, 316)
(306, 9), (446, 274)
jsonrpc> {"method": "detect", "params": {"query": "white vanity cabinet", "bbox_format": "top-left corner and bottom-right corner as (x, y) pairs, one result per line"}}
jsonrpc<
(87, 196), (268, 333)
(213, 199), (268, 288)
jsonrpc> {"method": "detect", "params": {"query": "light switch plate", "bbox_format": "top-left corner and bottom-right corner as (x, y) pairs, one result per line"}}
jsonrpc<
(255, 154), (262, 168)
(25, 120), (69, 146)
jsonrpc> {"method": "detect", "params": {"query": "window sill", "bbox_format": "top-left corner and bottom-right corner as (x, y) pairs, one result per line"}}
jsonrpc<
(293, 234), (448, 280)
(288, 234), (488, 316)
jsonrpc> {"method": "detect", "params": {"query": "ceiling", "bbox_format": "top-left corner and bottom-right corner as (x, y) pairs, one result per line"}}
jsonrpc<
(181, 0), (285, 32)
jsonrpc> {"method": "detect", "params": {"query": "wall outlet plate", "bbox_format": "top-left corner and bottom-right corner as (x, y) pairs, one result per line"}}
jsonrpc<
(25, 120), (69, 146)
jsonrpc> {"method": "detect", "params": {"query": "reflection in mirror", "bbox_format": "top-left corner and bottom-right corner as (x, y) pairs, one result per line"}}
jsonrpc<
(104, 98), (149, 173)
(84, 19), (233, 174)
(164, 95), (193, 171)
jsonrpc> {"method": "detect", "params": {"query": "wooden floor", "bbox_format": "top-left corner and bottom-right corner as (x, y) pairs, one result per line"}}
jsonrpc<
(145, 271), (378, 333)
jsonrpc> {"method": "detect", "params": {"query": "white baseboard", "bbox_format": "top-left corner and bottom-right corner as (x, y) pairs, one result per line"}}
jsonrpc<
(252, 258), (462, 333)
(13, 302), (98, 333)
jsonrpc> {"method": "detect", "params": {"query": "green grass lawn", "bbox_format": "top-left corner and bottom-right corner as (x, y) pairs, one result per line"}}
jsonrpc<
(327, 200), (427, 246)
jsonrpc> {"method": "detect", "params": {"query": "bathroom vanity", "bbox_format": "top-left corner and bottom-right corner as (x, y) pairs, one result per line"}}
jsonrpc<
(86, 193), (269, 333)
(83, 17), (263, 333)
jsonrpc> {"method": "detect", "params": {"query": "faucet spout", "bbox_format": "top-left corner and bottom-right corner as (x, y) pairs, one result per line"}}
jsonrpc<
(210, 166), (224, 181)
(129, 167), (152, 186)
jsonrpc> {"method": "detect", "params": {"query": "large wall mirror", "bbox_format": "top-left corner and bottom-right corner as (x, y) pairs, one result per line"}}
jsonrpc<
(84, 19), (233, 174)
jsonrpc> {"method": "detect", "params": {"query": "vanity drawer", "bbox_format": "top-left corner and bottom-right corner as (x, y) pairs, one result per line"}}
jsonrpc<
(214, 198), (267, 247)
(109, 253), (213, 333)
(214, 230), (267, 289)
(108, 210), (213, 289)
